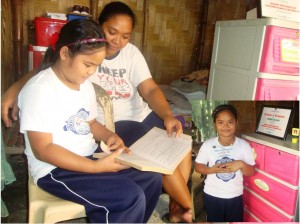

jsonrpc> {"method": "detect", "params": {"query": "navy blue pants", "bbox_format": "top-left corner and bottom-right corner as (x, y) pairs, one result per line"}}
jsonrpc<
(115, 112), (165, 147)
(203, 192), (243, 222)
(38, 166), (162, 223)
(38, 112), (165, 223)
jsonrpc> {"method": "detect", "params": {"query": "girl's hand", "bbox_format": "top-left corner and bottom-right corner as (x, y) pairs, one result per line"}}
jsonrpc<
(224, 160), (255, 175)
(212, 163), (230, 173)
(164, 115), (183, 138)
(223, 160), (242, 173)
(105, 133), (131, 153)
(101, 134), (131, 155)
(95, 149), (130, 172)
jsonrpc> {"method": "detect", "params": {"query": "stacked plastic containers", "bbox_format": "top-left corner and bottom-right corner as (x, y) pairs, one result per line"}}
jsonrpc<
(255, 25), (299, 100)
(242, 133), (299, 222)
(28, 17), (67, 70)
(206, 18), (299, 100)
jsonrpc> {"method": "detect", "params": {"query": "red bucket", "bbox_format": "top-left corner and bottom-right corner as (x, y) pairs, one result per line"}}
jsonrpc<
(33, 17), (67, 47)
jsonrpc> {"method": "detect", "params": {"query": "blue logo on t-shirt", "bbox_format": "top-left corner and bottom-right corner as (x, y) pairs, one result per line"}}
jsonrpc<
(63, 108), (90, 135)
(215, 157), (236, 182)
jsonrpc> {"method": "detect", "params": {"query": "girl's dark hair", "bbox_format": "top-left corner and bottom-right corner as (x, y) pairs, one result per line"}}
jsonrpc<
(98, 1), (136, 28)
(212, 104), (238, 122)
(39, 19), (106, 72)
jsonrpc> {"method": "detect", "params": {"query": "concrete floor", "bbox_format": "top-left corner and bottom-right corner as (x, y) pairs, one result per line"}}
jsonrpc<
(1, 153), (206, 223)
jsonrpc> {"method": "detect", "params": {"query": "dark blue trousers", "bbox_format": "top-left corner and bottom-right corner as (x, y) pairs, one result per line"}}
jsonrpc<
(204, 192), (244, 222)
(37, 112), (164, 223)
(38, 167), (162, 223)
(115, 112), (165, 147)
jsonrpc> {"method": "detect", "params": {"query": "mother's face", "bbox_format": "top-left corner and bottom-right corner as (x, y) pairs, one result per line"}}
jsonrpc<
(101, 14), (133, 57)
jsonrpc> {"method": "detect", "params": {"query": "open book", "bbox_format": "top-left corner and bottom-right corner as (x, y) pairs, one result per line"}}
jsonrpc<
(93, 127), (192, 175)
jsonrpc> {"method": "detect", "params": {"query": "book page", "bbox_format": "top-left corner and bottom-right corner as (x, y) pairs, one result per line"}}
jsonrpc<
(129, 127), (192, 171)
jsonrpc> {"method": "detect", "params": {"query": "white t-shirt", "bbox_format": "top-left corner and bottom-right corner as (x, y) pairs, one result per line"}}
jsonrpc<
(18, 67), (98, 184)
(195, 137), (255, 199)
(88, 43), (152, 123)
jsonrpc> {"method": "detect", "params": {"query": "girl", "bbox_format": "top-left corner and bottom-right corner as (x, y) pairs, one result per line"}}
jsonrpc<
(195, 104), (255, 222)
(2, 2), (192, 222)
(18, 19), (162, 223)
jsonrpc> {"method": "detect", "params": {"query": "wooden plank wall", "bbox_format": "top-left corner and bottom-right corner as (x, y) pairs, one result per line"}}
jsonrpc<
(1, 0), (253, 93)
(1, 0), (14, 94)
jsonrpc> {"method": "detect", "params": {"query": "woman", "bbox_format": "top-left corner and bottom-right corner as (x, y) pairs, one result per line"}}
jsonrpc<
(2, 2), (192, 222)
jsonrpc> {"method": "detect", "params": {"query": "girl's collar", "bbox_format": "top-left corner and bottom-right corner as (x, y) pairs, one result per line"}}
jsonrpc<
(217, 136), (236, 147)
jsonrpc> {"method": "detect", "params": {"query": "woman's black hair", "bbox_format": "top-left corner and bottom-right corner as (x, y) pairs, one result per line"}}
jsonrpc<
(98, 1), (136, 28)
(38, 19), (106, 72)
(212, 104), (238, 122)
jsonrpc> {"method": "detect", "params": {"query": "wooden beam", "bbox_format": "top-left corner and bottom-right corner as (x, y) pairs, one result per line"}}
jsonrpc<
(90, 0), (99, 21)
(12, 0), (24, 80)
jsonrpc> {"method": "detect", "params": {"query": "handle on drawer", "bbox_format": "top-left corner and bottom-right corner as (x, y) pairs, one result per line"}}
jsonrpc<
(254, 178), (269, 191)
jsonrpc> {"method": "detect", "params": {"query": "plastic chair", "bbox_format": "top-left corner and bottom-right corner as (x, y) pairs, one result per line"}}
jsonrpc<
(28, 174), (86, 223)
(28, 83), (114, 223)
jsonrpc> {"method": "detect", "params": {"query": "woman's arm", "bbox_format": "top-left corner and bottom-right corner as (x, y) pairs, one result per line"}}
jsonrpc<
(138, 78), (182, 137)
(27, 130), (129, 173)
(1, 70), (36, 127)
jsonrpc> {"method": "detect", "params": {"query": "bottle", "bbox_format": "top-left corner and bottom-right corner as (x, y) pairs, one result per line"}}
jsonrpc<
(191, 121), (201, 145)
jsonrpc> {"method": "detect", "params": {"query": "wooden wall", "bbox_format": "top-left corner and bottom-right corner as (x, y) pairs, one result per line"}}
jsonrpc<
(1, 0), (14, 94)
(1, 0), (254, 94)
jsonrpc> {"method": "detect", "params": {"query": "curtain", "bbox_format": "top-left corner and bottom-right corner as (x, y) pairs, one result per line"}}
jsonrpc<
(190, 100), (227, 142)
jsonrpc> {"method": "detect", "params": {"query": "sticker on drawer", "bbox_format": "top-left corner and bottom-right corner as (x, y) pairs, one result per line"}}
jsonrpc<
(254, 178), (269, 191)
(281, 39), (299, 63)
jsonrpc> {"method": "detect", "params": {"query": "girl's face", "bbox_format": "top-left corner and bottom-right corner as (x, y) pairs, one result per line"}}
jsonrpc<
(101, 14), (133, 57)
(57, 47), (106, 89)
(214, 110), (237, 138)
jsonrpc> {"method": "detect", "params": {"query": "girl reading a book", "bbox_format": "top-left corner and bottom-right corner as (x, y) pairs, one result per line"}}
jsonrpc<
(2, 2), (192, 222)
(18, 19), (162, 223)
(195, 104), (255, 222)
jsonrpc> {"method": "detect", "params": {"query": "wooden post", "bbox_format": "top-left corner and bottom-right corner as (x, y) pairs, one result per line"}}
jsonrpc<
(90, 0), (99, 21)
(12, 0), (24, 80)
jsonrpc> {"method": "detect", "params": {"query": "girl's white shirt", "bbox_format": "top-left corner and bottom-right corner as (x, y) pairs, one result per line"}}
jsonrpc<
(195, 136), (255, 198)
(19, 67), (98, 184)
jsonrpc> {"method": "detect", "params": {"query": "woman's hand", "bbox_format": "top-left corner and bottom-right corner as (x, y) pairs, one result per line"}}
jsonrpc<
(1, 86), (19, 127)
(2, 70), (36, 127)
(164, 115), (183, 138)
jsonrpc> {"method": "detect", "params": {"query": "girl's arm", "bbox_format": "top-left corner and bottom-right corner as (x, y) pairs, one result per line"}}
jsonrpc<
(195, 162), (229, 175)
(1, 70), (37, 127)
(138, 78), (182, 137)
(27, 130), (129, 173)
(89, 119), (128, 151)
